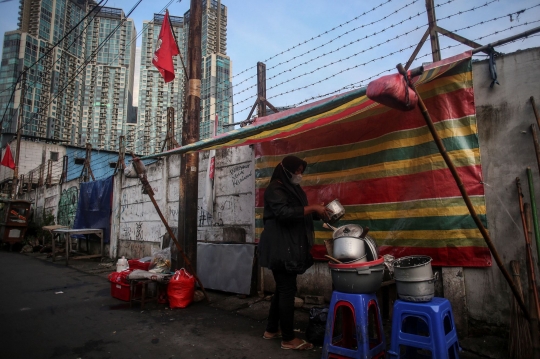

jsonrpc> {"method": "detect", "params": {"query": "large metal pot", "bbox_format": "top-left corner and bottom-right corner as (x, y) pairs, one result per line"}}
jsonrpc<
(395, 273), (439, 302)
(329, 256), (385, 294)
(330, 224), (377, 262)
(333, 236), (365, 262)
(393, 255), (433, 281)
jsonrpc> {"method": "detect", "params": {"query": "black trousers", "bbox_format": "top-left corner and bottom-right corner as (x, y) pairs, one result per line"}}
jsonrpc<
(266, 270), (298, 341)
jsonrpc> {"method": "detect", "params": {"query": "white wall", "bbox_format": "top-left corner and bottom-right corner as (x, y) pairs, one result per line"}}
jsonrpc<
(0, 139), (66, 183)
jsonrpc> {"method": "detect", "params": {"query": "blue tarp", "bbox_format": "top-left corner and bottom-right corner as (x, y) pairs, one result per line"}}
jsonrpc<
(73, 176), (114, 243)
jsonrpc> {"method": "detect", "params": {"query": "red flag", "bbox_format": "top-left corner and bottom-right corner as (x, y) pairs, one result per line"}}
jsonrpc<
(1, 144), (15, 169)
(152, 10), (180, 83)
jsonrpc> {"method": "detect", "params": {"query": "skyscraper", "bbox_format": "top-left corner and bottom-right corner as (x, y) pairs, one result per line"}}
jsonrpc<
(135, 13), (185, 156)
(81, 6), (136, 151)
(0, 1), (136, 152)
(0, 0), (95, 142)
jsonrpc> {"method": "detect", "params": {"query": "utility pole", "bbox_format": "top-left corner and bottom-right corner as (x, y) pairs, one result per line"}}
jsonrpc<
(426, 0), (441, 62)
(12, 70), (26, 198)
(178, 0), (202, 270)
(257, 62), (266, 118)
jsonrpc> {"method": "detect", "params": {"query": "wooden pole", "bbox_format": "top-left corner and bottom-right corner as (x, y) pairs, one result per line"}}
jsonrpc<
(526, 203), (540, 357)
(178, 0), (202, 271)
(257, 62), (266, 117)
(12, 71), (26, 198)
(517, 180), (540, 321)
(395, 63), (530, 319)
(425, 0), (441, 62)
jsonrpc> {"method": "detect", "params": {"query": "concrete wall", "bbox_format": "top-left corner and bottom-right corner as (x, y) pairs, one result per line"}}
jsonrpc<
(466, 47), (540, 326)
(0, 139), (66, 184)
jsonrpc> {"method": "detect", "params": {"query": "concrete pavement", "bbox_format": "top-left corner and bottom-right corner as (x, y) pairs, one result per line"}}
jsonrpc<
(1, 249), (505, 358)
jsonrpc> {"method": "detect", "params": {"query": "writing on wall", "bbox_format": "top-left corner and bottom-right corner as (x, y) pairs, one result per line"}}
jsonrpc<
(230, 164), (252, 187)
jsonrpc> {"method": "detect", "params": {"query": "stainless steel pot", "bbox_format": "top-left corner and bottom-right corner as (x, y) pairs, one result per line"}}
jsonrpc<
(333, 236), (366, 261)
(395, 272), (439, 302)
(393, 255), (433, 281)
(326, 199), (345, 223)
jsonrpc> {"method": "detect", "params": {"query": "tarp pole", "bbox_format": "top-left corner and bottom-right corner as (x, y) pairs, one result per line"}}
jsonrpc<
(396, 63), (530, 320)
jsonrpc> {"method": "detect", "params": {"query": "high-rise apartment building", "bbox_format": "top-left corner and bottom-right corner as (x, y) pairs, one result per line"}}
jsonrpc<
(185, 0), (233, 140)
(135, 13), (185, 156)
(81, 6), (136, 151)
(0, 1), (136, 152)
(0, 0), (95, 142)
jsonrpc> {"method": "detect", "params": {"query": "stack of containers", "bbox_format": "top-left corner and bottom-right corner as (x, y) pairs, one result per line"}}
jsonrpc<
(392, 255), (437, 302)
(327, 224), (384, 294)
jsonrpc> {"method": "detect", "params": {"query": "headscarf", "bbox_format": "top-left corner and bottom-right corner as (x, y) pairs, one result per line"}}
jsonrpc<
(269, 155), (308, 205)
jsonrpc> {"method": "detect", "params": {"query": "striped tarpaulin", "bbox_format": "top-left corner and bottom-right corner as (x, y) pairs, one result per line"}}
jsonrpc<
(254, 52), (491, 267)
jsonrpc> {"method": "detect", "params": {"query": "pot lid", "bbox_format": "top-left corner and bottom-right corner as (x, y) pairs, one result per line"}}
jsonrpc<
(333, 224), (364, 239)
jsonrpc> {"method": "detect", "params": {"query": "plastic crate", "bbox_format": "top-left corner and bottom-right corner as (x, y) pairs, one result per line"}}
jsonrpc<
(111, 281), (131, 301)
(110, 281), (142, 302)
(128, 259), (151, 271)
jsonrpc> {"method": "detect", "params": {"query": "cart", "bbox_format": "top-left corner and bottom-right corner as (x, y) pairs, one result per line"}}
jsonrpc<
(0, 199), (32, 249)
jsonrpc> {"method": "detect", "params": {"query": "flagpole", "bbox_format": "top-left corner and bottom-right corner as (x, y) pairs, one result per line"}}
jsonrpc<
(166, 10), (188, 80)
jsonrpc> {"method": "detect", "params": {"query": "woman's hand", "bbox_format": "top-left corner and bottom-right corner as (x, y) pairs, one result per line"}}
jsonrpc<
(305, 203), (330, 222)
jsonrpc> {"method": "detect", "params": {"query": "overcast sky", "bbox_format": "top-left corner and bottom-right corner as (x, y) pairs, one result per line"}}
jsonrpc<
(1, 0), (539, 120)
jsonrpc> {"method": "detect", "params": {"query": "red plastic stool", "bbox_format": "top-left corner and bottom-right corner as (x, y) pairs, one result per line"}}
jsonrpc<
(322, 291), (386, 359)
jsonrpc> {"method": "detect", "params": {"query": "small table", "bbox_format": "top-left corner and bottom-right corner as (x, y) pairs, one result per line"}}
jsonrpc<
(129, 276), (171, 309)
(50, 228), (104, 265)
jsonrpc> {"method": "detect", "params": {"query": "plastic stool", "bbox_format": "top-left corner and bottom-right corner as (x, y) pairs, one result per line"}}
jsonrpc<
(388, 297), (460, 359)
(322, 291), (386, 359)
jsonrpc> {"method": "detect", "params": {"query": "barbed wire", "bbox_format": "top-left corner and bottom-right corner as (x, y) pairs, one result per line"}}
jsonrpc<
(208, 0), (501, 122)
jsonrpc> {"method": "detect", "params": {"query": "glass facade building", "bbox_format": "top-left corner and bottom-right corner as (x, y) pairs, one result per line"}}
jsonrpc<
(0, 0), (136, 152)
(135, 13), (185, 156)
(81, 6), (136, 151)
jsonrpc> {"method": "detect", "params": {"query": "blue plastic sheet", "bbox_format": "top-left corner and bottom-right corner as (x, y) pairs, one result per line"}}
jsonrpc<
(73, 176), (114, 243)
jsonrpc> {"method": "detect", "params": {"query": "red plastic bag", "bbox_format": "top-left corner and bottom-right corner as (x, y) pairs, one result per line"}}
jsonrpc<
(108, 269), (133, 284)
(366, 73), (417, 111)
(167, 268), (195, 308)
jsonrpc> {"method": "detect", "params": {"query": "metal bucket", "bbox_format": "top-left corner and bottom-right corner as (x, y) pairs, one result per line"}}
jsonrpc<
(393, 255), (433, 281)
(333, 236), (366, 261)
(326, 199), (345, 223)
(395, 272), (439, 302)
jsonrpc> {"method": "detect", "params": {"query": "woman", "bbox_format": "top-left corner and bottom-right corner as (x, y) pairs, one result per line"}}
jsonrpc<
(258, 155), (328, 350)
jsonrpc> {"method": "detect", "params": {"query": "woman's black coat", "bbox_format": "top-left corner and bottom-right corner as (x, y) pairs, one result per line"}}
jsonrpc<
(258, 179), (316, 274)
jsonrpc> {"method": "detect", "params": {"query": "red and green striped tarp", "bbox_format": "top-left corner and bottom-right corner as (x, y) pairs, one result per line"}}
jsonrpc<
(142, 51), (490, 267)
(254, 52), (491, 267)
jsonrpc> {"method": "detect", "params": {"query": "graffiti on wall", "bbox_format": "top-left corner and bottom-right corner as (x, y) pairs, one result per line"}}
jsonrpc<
(230, 164), (252, 187)
(57, 186), (78, 226)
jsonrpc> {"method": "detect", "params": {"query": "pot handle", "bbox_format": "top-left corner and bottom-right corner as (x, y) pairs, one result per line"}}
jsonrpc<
(356, 267), (384, 275)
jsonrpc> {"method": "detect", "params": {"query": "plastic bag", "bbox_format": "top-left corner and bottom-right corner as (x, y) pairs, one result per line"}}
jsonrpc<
(306, 307), (328, 346)
(149, 247), (171, 273)
(124, 162), (139, 178)
(366, 72), (417, 111)
(167, 268), (195, 308)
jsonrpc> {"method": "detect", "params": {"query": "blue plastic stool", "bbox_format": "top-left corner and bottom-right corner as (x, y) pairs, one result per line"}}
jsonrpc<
(322, 291), (386, 359)
(388, 297), (460, 359)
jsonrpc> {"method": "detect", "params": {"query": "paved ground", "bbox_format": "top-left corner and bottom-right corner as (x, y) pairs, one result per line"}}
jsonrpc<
(0, 249), (507, 358)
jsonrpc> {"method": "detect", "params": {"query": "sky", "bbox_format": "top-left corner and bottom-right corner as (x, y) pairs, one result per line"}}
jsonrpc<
(0, 0), (539, 123)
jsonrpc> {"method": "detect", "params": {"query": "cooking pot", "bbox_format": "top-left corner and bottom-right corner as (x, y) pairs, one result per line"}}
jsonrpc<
(325, 199), (345, 223)
(395, 272), (439, 302)
(328, 255), (385, 294)
(330, 224), (377, 261)
(393, 255), (433, 281)
(333, 236), (366, 262)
